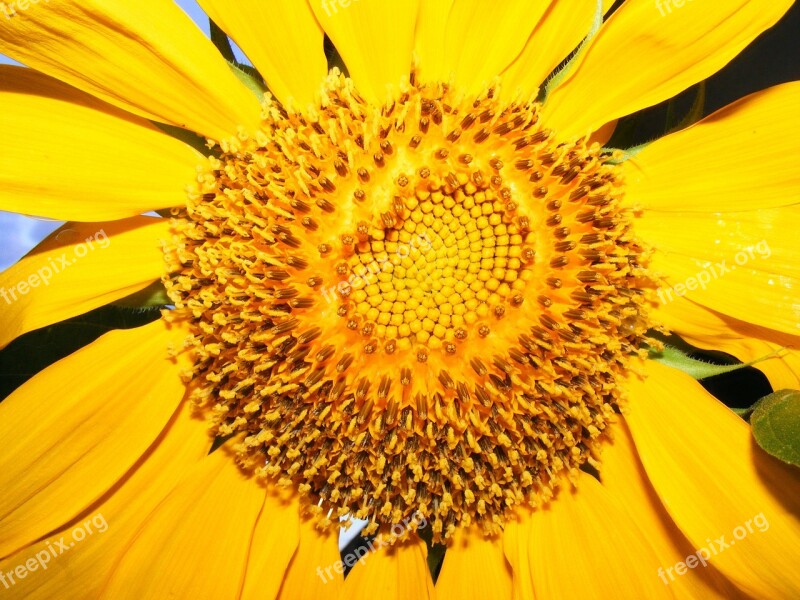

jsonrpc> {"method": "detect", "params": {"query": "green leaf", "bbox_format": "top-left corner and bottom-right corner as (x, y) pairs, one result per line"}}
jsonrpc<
(750, 390), (800, 467)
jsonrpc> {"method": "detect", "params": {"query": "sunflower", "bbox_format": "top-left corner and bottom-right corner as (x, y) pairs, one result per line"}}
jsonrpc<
(1, 0), (799, 598)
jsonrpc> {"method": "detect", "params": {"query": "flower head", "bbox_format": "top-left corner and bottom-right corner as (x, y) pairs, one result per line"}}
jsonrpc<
(1, 1), (799, 599)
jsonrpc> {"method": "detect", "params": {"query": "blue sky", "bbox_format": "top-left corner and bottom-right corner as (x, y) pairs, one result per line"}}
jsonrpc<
(0, 1), (212, 270)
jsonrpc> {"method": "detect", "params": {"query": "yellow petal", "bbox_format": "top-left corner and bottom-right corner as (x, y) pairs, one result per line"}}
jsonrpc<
(0, 397), (211, 599)
(311, 0), (418, 103)
(414, 0), (455, 82)
(340, 534), (435, 600)
(437, 528), (512, 600)
(655, 296), (800, 390)
(240, 492), (301, 600)
(442, 0), (551, 96)
(278, 517), (343, 599)
(500, 0), (598, 100)
(0, 0), (261, 140)
(0, 67), (198, 221)
(502, 517), (535, 600)
(197, 0), (327, 108)
(638, 205), (800, 335)
(508, 473), (673, 599)
(0, 217), (170, 349)
(625, 360), (800, 599)
(542, 0), (794, 138)
(102, 449), (266, 599)
(601, 420), (746, 598)
(624, 82), (800, 212)
(0, 319), (190, 559)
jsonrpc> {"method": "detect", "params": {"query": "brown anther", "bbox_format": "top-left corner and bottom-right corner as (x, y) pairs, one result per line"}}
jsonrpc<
(301, 217), (318, 231)
(473, 129), (490, 144)
(539, 314), (560, 330)
(454, 328), (468, 340)
(470, 358), (488, 376)
(316, 198), (335, 212)
(357, 167), (370, 183)
(554, 226), (571, 239)
(417, 349), (428, 363)
(418, 167), (431, 178)
(515, 159), (534, 171)
(286, 256), (308, 269)
(334, 160), (349, 177)
(459, 153), (473, 164)
(478, 325), (491, 337)
(319, 176), (336, 193)
(266, 269), (290, 281)
(489, 158), (503, 170)
(353, 189), (366, 202)
(290, 199), (310, 213)
(546, 214), (562, 226)
(435, 148), (449, 160)
(318, 243), (331, 255)
(554, 241), (576, 253)
(397, 174), (409, 187)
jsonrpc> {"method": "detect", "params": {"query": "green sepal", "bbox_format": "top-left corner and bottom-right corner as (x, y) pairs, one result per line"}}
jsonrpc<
(648, 345), (776, 380)
(750, 390), (800, 467)
(152, 122), (211, 156)
(228, 62), (268, 99)
(665, 82), (706, 135)
(541, 0), (604, 101)
(111, 280), (171, 308)
(209, 20), (236, 64)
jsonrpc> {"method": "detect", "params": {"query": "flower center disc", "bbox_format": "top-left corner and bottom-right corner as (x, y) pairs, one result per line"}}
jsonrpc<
(166, 72), (653, 540)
